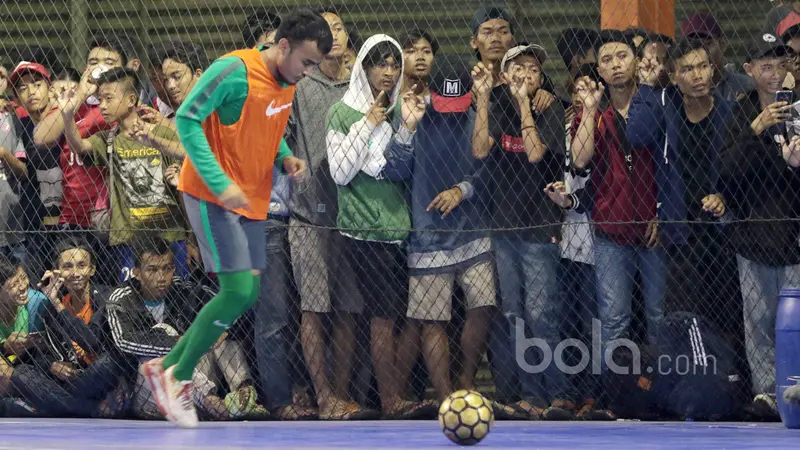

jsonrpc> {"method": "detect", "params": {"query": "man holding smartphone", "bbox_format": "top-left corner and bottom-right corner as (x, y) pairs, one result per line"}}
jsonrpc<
(720, 32), (799, 419)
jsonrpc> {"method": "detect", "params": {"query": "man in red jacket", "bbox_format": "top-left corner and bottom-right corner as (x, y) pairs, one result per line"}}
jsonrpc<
(570, 30), (666, 382)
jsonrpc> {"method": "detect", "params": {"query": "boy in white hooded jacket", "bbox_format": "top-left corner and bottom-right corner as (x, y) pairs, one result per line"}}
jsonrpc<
(326, 34), (432, 418)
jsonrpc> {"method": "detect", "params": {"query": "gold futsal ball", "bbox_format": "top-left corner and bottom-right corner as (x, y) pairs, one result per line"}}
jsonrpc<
(438, 390), (494, 446)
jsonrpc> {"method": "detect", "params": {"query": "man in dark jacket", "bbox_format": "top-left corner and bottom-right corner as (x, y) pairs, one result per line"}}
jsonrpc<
(107, 237), (264, 420)
(626, 38), (740, 332)
(6, 237), (130, 417)
(404, 55), (495, 403)
(720, 33), (800, 418)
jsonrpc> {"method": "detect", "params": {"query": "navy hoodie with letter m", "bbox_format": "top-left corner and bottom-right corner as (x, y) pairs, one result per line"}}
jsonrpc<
(406, 105), (491, 275)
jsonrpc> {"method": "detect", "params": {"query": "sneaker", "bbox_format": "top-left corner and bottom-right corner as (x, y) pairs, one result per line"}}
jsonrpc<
(163, 366), (199, 428)
(139, 358), (171, 419)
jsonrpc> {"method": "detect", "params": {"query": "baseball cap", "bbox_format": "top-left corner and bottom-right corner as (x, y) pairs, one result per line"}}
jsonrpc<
(781, 23), (800, 43)
(470, 5), (513, 36)
(777, 14), (800, 40)
(501, 44), (548, 72)
(9, 61), (51, 86)
(429, 55), (473, 114)
(680, 12), (724, 40)
(746, 33), (791, 62)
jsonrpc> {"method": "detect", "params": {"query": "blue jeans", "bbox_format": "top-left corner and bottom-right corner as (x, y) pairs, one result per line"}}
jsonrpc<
(594, 236), (666, 368)
(559, 258), (600, 401)
(491, 235), (566, 406)
(737, 255), (800, 395)
(253, 217), (293, 409)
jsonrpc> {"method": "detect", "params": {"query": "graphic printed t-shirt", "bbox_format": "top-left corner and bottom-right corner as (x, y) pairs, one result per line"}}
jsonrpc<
(87, 125), (185, 246)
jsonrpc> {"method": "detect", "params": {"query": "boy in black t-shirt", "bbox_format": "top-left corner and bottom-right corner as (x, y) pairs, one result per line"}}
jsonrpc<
(475, 43), (572, 420)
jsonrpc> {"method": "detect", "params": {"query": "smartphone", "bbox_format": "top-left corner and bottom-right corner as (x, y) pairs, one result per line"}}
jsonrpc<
(26, 332), (43, 343)
(777, 90), (794, 105)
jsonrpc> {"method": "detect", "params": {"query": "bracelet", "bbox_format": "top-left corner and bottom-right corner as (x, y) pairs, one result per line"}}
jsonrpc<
(521, 125), (535, 131)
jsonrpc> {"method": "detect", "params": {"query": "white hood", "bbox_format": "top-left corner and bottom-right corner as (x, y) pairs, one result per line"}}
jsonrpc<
(341, 34), (404, 115)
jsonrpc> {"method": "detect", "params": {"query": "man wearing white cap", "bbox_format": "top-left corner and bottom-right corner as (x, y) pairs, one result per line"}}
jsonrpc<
(476, 42), (573, 420)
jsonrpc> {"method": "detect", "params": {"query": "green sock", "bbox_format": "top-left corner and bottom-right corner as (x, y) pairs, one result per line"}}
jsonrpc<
(166, 271), (259, 381)
(162, 329), (190, 369)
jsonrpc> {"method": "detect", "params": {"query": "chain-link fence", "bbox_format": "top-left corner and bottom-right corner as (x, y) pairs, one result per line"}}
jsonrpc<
(0, 0), (796, 423)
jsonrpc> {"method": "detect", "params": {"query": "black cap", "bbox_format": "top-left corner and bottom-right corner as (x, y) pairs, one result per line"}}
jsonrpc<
(556, 28), (600, 69)
(471, 5), (513, 36)
(429, 55), (474, 113)
(747, 32), (791, 62)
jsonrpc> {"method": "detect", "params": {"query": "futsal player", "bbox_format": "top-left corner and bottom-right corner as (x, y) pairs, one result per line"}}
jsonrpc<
(140, 9), (333, 428)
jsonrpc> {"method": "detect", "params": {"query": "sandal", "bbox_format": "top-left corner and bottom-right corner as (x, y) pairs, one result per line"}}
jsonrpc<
(492, 401), (532, 420)
(383, 400), (437, 420)
(575, 399), (617, 421)
(320, 400), (380, 421)
(273, 404), (319, 421)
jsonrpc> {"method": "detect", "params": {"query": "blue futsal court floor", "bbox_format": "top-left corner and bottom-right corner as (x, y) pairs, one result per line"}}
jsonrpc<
(0, 419), (797, 449)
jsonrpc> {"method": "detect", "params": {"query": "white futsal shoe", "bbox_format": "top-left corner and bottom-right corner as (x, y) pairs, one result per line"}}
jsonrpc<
(162, 365), (199, 429)
(140, 358), (171, 419)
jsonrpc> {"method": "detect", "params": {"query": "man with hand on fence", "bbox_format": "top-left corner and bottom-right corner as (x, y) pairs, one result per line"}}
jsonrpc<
(403, 55), (495, 404)
(326, 33), (432, 419)
(720, 33), (800, 419)
(469, 7), (554, 115)
(4, 238), (130, 418)
(570, 30), (666, 391)
(399, 29), (437, 100)
(32, 36), (136, 284)
(58, 67), (187, 283)
(626, 38), (739, 334)
(476, 43), (573, 420)
(10, 62), (65, 283)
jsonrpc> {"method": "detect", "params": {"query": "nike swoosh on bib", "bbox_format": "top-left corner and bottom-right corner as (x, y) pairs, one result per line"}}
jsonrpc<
(266, 100), (293, 117)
